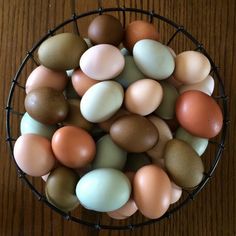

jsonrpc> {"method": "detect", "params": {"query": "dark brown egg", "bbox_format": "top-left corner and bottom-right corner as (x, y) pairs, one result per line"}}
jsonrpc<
(110, 114), (159, 152)
(25, 87), (69, 125)
(88, 14), (124, 46)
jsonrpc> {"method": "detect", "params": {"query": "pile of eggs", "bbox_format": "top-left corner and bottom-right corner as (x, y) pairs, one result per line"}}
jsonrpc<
(13, 14), (223, 220)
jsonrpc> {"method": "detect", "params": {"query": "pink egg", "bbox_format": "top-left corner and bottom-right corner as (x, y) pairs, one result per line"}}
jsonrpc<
(25, 65), (68, 94)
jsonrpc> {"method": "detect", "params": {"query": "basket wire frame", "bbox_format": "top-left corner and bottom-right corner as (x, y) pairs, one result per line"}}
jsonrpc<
(5, 5), (228, 231)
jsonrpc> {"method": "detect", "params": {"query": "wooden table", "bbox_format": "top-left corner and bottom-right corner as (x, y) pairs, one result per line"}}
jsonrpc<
(0, 0), (235, 235)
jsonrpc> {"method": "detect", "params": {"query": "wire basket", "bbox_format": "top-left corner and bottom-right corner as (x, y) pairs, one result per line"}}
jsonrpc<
(6, 2), (228, 231)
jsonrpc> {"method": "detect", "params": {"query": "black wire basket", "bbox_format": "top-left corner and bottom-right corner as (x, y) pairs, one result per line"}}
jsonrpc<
(6, 2), (228, 231)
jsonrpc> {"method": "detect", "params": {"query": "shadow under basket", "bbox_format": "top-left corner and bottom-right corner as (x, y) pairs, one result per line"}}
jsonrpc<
(6, 6), (228, 231)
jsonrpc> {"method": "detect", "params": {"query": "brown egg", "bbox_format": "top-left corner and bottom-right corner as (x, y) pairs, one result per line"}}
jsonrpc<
(88, 14), (123, 46)
(25, 65), (68, 94)
(110, 114), (159, 153)
(51, 126), (96, 168)
(71, 69), (99, 97)
(170, 182), (182, 204)
(175, 91), (223, 138)
(174, 51), (211, 84)
(164, 139), (204, 189)
(62, 99), (92, 131)
(125, 79), (163, 116)
(125, 153), (152, 172)
(123, 20), (160, 52)
(133, 164), (171, 219)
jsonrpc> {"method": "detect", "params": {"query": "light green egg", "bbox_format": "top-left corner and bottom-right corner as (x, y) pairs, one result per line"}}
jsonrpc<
(115, 55), (144, 88)
(76, 168), (131, 212)
(92, 135), (127, 170)
(20, 112), (57, 139)
(155, 82), (179, 119)
(175, 127), (208, 156)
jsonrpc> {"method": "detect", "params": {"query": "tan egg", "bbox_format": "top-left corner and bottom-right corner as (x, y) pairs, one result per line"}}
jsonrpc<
(174, 51), (211, 84)
(170, 182), (182, 204)
(125, 79), (163, 116)
(147, 116), (173, 161)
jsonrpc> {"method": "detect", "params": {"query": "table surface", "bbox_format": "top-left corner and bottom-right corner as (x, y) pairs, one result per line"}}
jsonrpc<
(0, 0), (235, 235)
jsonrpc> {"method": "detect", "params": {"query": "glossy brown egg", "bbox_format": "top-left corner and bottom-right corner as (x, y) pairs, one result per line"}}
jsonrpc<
(88, 14), (123, 46)
(24, 87), (69, 125)
(175, 91), (223, 138)
(110, 114), (159, 153)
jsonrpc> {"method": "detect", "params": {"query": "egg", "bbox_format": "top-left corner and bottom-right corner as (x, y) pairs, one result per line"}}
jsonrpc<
(71, 69), (99, 96)
(51, 126), (96, 168)
(13, 134), (56, 176)
(164, 116), (180, 133)
(175, 127), (208, 156)
(125, 79), (163, 116)
(178, 75), (215, 95)
(170, 182), (182, 204)
(115, 55), (145, 88)
(176, 91), (223, 138)
(80, 81), (124, 123)
(146, 116), (173, 161)
(66, 69), (74, 77)
(120, 48), (130, 56)
(38, 33), (88, 71)
(25, 65), (68, 94)
(45, 167), (79, 212)
(164, 139), (204, 189)
(92, 134), (127, 170)
(24, 87), (69, 125)
(64, 79), (80, 99)
(88, 14), (123, 46)
(80, 44), (125, 80)
(125, 153), (152, 172)
(167, 76), (183, 88)
(133, 39), (175, 80)
(133, 164), (171, 219)
(84, 38), (93, 48)
(110, 114), (159, 153)
(154, 82), (179, 119)
(76, 168), (131, 212)
(123, 20), (159, 52)
(62, 99), (92, 130)
(174, 51), (211, 84)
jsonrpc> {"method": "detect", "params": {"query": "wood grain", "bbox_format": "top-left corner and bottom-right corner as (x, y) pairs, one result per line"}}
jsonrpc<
(0, 0), (235, 235)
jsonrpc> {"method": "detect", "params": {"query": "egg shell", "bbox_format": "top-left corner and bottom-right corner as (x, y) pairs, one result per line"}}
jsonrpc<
(80, 81), (124, 123)
(167, 76), (183, 88)
(80, 44), (125, 80)
(154, 82), (179, 119)
(175, 127), (208, 156)
(66, 69), (74, 77)
(45, 167), (80, 212)
(163, 116), (180, 133)
(133, 164), (171, 219)
(146, 116), (173, 161)
(84, 38), (93, 48)
(115, 55), (145, 88)
(123, 20), (160, 52)
(25, 65), (68, 94)
(38, 33), (88, 71)
(164, 139), (204, 189)
(125, 153), (152, 172)
(24, 87), (69, 125)
(110, 114), (159, 153)
(51, 126), (96, 168)
(170, 182), (182, 204)
(71, 69), (99, 96)
(178, 75), (215, 95)
(92, 134), (127, 170)
(13, 134), (56, 176)
(20, 112), (57, 139)
(133, 39), (175, 80)
(64, 79), (80, 99)
(167, 46), (177, 58)
(88, 14), (123, 46)
(175, 90), (223, 138)
(62, 99), (93, 130)
(76, 168), (131, 212)
(125, 79), (163, 116)
(174, 51), (211, 84)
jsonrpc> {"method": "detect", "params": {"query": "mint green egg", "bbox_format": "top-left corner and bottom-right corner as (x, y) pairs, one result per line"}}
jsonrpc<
(76, 168), (131, 212)
(175, 127), (208, 156)
(92, 135), (127, 170)
(20, 112), (57, 139)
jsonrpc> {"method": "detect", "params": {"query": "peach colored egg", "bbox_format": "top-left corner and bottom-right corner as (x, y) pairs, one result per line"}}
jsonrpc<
(170, 182), (182, 204)
(51, 126), (96, 168)
(71, 69), (99, 96)
(125, 79), (163, 116)
(13, 134), (56, 177)
(80, 44), (125, 80)
(25, 65), (68, 94)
